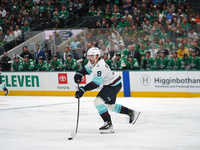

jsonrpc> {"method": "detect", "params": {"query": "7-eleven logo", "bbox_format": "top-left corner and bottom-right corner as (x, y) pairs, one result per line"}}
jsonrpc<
(58, 73), (68, 84)
(80, 75), (86, 84)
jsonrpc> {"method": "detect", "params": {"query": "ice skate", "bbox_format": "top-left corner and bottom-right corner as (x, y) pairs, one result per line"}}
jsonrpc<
(5, 88), (9, 96)
(99, 121), (114, 134)
(129, 110), (141, 124)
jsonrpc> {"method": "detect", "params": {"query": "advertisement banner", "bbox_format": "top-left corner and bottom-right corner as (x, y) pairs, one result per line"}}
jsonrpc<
(1, 72), (123, 92)
(44, 29), (82, 40)
(130, 71), (200, 93)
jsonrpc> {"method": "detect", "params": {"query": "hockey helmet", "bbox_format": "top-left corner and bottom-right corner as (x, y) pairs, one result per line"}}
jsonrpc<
(104, 51), (109, 56)
(115, 52), (121, 57)
(145, 50), (151, 54)
(14, 56), (20, 60)
(53, 54), (58, 58)
(172, 51), (177, 54)
(87, 47), (101, 58)
(39, 56), (44, 60)
(128, 55), (133, 58)
(191, 49), (196, 53)
(67, 53), (72, 57)
(160, 50), (165, 54)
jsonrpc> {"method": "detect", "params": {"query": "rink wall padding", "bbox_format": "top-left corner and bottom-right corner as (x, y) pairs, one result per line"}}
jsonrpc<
(0, 71), (200, 97)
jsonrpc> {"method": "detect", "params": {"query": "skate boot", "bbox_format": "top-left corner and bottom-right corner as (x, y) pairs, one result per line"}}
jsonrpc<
(128, 109), (141, 124)
(99, 121), (114, 134)
(4, 88), (9, 96)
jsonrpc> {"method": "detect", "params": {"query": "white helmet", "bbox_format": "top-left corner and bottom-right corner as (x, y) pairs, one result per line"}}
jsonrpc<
(87, 47), (101, 65)
(87, 47), (100, 57)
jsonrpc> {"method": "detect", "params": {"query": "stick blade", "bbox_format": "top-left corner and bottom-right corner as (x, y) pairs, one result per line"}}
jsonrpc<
(71, 132), (76, 138)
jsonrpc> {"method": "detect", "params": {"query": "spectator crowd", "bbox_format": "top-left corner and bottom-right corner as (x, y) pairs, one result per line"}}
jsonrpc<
(1, 0), (200, 71)
(0, 0), (87, 54)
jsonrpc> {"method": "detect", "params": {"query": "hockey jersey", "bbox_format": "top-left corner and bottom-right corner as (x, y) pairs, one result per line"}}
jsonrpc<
(85, 59), (121, 87)
(156, 57), (169, 70)
(187, 56), (200, 70)
(127, 58), (140, 70)
(104, 58), (115, 70)
(37, 61), (48, 71)
(65, 58), (78, 70)
(24, 59), (37, 71)
(169, 57), (185, 70)
(13, 60), (24, 71)
(142, 57), (156, 70)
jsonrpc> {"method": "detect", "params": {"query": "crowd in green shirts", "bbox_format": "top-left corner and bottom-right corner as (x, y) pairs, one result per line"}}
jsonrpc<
(12, 53), (79, 71)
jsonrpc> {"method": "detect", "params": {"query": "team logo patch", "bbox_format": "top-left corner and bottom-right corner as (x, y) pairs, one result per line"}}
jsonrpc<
(58, 73), (68, 84)
(80, 75), (86, 84)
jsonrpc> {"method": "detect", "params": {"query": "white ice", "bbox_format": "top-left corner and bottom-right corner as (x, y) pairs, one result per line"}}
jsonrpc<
(0, 96), (200, 150)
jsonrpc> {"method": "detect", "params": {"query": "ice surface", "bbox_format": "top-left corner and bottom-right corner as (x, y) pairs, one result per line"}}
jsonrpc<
(0, 96), (200, 150)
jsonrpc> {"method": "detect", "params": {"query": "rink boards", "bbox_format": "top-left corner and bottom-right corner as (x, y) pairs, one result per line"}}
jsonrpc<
(0, 71), (200, 97)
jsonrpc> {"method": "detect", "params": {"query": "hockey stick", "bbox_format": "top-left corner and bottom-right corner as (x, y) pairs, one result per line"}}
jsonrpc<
(69, 81), (80, 140)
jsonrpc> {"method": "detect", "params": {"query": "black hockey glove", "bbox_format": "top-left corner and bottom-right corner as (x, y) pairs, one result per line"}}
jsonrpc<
(75, 87), (85, 98)
(74, 71), (83, 83)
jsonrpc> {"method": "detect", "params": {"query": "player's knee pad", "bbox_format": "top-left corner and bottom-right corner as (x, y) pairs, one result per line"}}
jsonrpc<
(105, 104), (115, 111)
(93, 96), (105, 107)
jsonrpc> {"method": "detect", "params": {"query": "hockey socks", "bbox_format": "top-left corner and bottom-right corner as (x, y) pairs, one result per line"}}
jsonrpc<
(96, 104), (111, 122)
(112, 104), (130, 115)
(0, 84), (6, 91)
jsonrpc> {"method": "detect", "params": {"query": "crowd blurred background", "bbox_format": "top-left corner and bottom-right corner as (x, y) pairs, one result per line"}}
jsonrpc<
(0, 0), (200, 71)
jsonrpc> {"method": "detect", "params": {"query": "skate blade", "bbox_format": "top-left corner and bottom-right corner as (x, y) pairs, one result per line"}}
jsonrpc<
(100, 129), (115, 134)
(131, 111), (141, 125)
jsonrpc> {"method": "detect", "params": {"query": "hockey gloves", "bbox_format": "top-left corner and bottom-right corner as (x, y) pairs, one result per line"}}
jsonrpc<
(74, 71), (83, 83)
(75, 87), (85, 98)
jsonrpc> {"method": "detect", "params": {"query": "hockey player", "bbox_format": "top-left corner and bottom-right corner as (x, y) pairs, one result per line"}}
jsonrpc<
(156, 51), (169, 70)
(119, 43), (129, 59)
(74, 47), (140, 133)
(127, 55), (140, 70)
(186, 49), (200, 70)
(0, 65), (9, 96)
(103, 52), (115, 70)
(169, 51), (185, 70)
(65, 53), (78, 70)
(37, 56), (49, 71)
(24, 55), (37, 71)
(12, 56), (24, 71)
(49, 54), (64, 71)
(142, 51), (156, 70)
(115, 53), (127, 70)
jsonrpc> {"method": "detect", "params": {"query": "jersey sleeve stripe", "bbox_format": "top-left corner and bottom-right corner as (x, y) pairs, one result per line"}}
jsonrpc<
(91, 82), (99, 87)
(108, 76), (121, 86)
(85, 65), (92, 75)
(92, 76), (104, 86)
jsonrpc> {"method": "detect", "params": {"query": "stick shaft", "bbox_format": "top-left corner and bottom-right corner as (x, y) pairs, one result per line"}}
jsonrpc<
(75, 83), (80, 134)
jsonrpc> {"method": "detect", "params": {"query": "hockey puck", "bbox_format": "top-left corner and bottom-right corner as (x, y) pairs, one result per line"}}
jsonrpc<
(68, 137), (73, 140)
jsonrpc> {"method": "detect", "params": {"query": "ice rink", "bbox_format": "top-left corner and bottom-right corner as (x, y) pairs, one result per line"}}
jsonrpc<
(0, 96), (200, 150)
